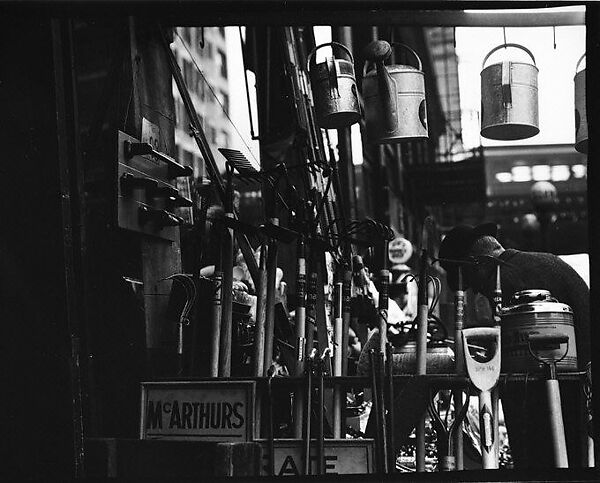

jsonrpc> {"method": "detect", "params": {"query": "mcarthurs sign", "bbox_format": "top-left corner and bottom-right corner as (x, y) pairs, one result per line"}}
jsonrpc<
(139, 381), (255, 441)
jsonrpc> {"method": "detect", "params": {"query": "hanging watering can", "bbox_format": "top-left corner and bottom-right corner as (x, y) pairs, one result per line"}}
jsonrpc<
(574, 53), (587, 154)
(307, 42), (361, 129)
(362, 40), (428, 144)
(480, 43), (539, 140)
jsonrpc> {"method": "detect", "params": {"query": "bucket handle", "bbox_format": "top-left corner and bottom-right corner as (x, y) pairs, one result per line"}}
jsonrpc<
(363, 42), (423, 74)
(482, 43), (537, 69)
(307, 41), (355, 71)
(576, 53), (586, 73)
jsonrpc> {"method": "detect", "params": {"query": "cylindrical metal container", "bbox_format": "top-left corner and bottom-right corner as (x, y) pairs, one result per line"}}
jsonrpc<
(357, 334), (454, 375)
(480, 43), (539, 140)
(501, 290), (578, 373)
(574, 53), (588, 154)
(307, 42), (361, 129)
(362, 43), (428, 144)
(393, 342), (454, 374)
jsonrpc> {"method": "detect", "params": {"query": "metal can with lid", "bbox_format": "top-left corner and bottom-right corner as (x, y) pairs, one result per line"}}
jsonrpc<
(501, 289), (578, 373)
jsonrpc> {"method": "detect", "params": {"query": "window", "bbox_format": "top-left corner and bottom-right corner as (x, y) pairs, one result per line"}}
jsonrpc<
(217, 49), (227, 79)
(221, 92), (229, 115)
(183, 150), (194, 167)
(177, 100), (189, 129)
(208, 126), (217, 144)
(181, 28), (192, 44)
(221, 130), (230, 147)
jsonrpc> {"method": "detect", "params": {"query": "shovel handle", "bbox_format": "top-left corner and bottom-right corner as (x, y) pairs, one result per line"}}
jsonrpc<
(546, 379), (569, 468)
(479, 390), (498, 469)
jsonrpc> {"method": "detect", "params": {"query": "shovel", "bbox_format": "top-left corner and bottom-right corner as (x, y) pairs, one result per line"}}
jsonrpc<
(527, 332), (570, 468)
(462, 327), (501, 469)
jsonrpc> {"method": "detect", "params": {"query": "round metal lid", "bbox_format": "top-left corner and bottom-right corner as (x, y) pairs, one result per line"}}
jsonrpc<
(501, 300), (573, 316)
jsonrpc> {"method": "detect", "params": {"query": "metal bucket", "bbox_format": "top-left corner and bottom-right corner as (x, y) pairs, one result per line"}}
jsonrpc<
(362, 42), (428, 144)
(393, 342), (454, 374)
(574, 53), (588, 154)
(480, 43), (539, 140)
(307, 42), (361, 129)
(500, 290), (578, 373)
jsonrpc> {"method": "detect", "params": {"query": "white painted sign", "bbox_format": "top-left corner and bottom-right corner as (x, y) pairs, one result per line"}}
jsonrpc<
(257, 438), (375, 476)
(388, 237), (413, 264)
(140, 381), (255, 442)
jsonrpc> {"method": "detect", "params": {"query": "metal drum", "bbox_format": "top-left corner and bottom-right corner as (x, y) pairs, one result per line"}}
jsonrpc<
(362, 42), (428, 144)
(574, 53), (588, 154)
(480, 43), (539, 140)
(307, 42), (361, 129)
(501, 290), (578, 373)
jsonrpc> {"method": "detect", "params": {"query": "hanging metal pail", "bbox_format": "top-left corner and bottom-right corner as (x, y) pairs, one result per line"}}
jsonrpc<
(574, 53), (588, 154)
(480, 43), (539, 140)
(501, 290), (578, 373)
(362, 42), (428, 144)
(307, 42), (361, 129)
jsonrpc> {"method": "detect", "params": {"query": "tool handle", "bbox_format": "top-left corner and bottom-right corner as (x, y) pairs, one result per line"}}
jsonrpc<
(479, 390), (498, 469)
(209, 272), (223, 377)
(546, 379), (569, 468)
(253, 246), (268, 377)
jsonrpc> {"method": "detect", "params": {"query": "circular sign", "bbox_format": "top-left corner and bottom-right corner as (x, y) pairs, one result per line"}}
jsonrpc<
(388, 237), (413, 264)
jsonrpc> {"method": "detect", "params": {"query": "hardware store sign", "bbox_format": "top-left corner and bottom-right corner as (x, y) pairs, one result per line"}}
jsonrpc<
(140, 381), (255, 442)
(258, 439), (375, 476)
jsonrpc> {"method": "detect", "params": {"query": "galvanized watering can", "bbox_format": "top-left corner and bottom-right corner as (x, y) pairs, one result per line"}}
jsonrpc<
(574, 53), (587, 154)
(362, 40), (428, 144)
(480, 43), (539, 140)
(307, 42), (361, 129)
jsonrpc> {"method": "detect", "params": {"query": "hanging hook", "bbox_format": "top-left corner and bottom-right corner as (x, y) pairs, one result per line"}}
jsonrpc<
(553, 26), (557, 50)
(503, 27), (507, 47)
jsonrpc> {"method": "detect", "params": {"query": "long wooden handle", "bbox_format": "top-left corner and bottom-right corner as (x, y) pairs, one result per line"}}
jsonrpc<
(294, 242), (307, 438)
(263, 220), (279, 374)
(479, 389), (498, 469)
(546, 379), (569, 468)
(333, 281), (344, 438)
(253, 245), (268, 377)
(218, 219), (234, 377)
(453, 267), (465, 469)
(210, 271), (223, 378)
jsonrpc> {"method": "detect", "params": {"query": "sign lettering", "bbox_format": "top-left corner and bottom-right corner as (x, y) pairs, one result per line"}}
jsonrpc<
(258, 439), (374, 476)
(140, 381), (254, 441)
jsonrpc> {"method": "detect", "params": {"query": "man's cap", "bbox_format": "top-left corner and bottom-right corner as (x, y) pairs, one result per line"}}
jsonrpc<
(438, 223), (498, 290)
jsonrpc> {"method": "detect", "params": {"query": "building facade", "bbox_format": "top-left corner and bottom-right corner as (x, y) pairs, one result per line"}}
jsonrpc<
(173, 27), (233, 178)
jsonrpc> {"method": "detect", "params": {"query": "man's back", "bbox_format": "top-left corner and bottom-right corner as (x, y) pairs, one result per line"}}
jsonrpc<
(497, 249), (590, 366)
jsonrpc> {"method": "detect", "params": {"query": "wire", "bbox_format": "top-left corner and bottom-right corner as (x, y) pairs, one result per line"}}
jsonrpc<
(174, 30), (260, 166)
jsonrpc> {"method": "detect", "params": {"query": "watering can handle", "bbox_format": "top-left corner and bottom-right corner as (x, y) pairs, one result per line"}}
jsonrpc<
(391, 42), (423, 71)
(576, 53), (586, 73)
(306, 41), (355, 71)
(482, 43), (537, 69)
(363, 42), (423, 74)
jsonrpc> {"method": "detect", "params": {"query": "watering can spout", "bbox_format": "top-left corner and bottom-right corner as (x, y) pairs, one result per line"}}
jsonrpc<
(363, 40), (397, 132)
